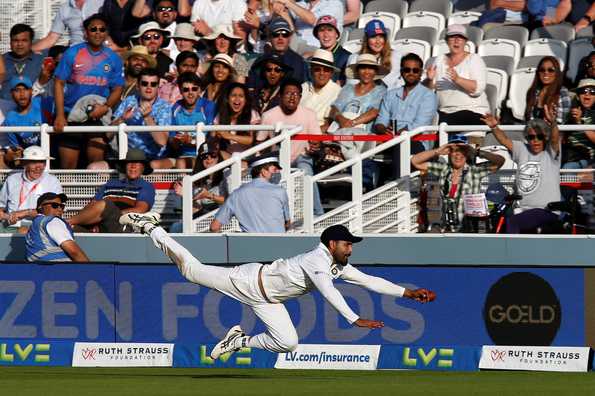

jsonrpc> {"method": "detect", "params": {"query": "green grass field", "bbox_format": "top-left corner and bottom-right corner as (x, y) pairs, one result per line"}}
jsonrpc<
(1, 367), (594, 396)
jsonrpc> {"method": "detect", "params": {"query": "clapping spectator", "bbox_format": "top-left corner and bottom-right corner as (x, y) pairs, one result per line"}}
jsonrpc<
(132, 22), (172, 78)
(314, 16), (351, 83)
(424, 25), (489, 126)
(214, 82), (260, 159)
(563, 79), (595, 169)
(200, 25), (249, 83)
(201, 53), (236, 102)
(525, 56), (570, 124)
(243, 0), (292, 54)
(251, 53), (292, 114)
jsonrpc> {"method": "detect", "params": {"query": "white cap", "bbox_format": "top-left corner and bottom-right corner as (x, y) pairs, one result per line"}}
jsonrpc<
(17, 145), (54, 161)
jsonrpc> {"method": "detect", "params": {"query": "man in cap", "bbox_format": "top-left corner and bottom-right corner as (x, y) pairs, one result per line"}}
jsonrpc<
(313, 15), (351, 83)
(119, 212), (437, 358)
(0, 146), (62, 233)
(209, 153), (290, 233)
(25, 192), (89, 262)
(67, 148), (156, 233)
(133, 21), (173, 77)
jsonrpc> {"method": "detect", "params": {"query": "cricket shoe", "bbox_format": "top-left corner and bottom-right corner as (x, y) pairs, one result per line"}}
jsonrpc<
(210, 325), (246, 360)
(119, 212), (161, 234)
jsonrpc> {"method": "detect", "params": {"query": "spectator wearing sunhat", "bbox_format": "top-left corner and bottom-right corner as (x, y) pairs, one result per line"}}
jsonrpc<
(200, 25), (249, 83)
(301, 49), (341, 131)
(68, 148), (156, 233)
(132, 21), (172, 77)
(25, 192), (90, 262)
(190, 0), (247, 38)
(122, 45), (157, 99)
(247, 18), (308, 90)
(314, 15), (351, 83)
(250, 53), (293, 114)
(201, 53), (237, 103)
(0, 145), (62, 233)
(563, 78), (595, 169)
(210, 153), (290, 233)
(281, 0), (344, 48)
(169, 23), (200, 68)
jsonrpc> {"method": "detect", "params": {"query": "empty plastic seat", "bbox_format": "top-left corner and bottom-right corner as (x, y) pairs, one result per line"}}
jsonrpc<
(364, 0), (409, 20)
(567, 38), (595, 83)
(403, 11), (446, 34)
(439, 25), (484, 47)
(576, 26), (594, 38)
(395, 26), (439, 46)
(409, 0), (452, 18)
(530, 23), (576, 42)
(478, 38), (522, 68)
(484, 25), (529, 48)
(432, 40), (476, 57)
(507, 67), (537, 120)
(392, 39), (432, 64)
(482, 55), (515, 75)
(524, 39), (568, 70)
(486, 67), (509, 104)
(358, 11), (400, 41)
(448, 11), (481, 26)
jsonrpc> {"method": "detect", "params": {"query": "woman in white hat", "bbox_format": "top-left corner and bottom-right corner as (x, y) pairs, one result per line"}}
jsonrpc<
(199, 25), (249, 83)
(201, 53), (237, 102)
(563, 78), (595, 169)
(0, 146), (62, 233)
(169, 23), (200, 66)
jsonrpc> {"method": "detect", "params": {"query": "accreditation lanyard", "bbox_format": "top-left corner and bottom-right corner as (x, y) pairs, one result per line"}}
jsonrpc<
(18, 175), (40, 209)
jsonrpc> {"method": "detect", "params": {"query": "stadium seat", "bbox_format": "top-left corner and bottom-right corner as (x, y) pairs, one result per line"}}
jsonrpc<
(482, 55), (515, 75)
(402, 11), (446, 35)
(484, 25), (529, 48)
(567, 38), (594, 83)
(486, 67), (509, 104)
(507, 67), (537, 120)
(439, 25), (484, 47)
(358, 11), (400, 41)
(448, 11), (481, 26)
(395, 26), (439, 46)
(453, 0), (488, 13)
(345, 28), (365, 42)
(478, 38), (522, 69)
(409, 0), (452, 18)
(576, 26), (595, 38)
(343, 39), (363, 54)
(524, 39), (568, 70)
(485, 83), (499, 115)
(432, 40), (476, 57)
(516, 55), (545, 69)
(364, 0), (409, 20)
(530, 23), (575, 42)
(392, 38), (432, 64)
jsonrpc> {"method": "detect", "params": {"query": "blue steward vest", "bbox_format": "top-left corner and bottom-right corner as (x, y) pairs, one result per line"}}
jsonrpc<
(25, 215), (74, 262)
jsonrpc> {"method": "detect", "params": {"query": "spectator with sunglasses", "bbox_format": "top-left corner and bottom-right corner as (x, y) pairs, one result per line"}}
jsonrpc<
(152, 0), (179, 55)
(251, 53), (292, 114)
(563, 79), (595, 169)
(525, 56), (571, 124)
(25, 192), (89, 262)
(482, 107), (562, 234)
(574, 50), (595, 87)
(159, 51), (200, 104)
(132, 22), (172, 78)
(112, 68), (174, 170)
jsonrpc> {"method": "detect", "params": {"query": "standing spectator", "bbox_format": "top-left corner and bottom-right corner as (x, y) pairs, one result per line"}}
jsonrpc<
(563, 78), (595, 168)
(112, 68), (173, 169)
(132, 21), (172, 77)
(314, 15), (351, 83)
(349, 20), (401, 88)
(68, 148), (156, 233)
(32, 45), (67, 99)
(190, 0), (247, 38)
(258, 79), (324, 215)
(1, 24), (44, 100)
(374, 53), (438, 178)
(525, 56), (571, 124)
(210, 154), (290, 233)
(25, 192), (89, 262)
(32, 0), (104, 52)
(171, 72), (213, 170)
(214, 82), (260, 159)
(0, 146), (62, 233)
(100, 0), (151, 51)
(122, 45), (156, 99)
(201, 53), (236, 103)
(482, 108), (561, 234)
(200, 25), (249, 83)
(159, 51), (200, 104)
(53, 14), (124, 169)
(3, 76), (54, 151)
(247, 18), (308, 90)
(424, 24), (489, 126)
(169, 23), (200, 68)
(301, 49), (342, 132)
(251, 53), (292, 114)
(278, 0), (344, 48)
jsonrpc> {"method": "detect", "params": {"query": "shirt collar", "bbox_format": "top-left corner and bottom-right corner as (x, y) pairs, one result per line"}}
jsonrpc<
(318, 242), (334, 263)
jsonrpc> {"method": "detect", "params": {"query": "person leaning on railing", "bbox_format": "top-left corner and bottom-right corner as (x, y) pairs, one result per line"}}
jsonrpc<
(411, 136), (505, 232)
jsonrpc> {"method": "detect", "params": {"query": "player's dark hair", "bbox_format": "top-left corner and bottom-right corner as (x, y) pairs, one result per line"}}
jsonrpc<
(10, 24), (34, 40)
(83, 13), (110, 31)
(175, 51), (199, 68)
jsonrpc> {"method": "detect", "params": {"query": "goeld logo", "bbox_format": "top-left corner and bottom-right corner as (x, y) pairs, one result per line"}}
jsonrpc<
(0, 343), (50, 363)
(483, 272), (561, 345)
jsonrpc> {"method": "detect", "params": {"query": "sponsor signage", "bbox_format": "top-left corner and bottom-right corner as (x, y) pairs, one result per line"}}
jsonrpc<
(0, 341), (73, 366)
(479, 345), (590, 372)
(275, 344), (380, 370)
(72, 343), (173, 367)
(377, 345), (480, 371)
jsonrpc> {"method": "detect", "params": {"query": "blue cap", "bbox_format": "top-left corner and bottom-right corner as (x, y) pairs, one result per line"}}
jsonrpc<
(364, 19), (387, 37)
(9, 75), (33, 90)
(269, 18), (292, 34)
(448, 134), (468, 144)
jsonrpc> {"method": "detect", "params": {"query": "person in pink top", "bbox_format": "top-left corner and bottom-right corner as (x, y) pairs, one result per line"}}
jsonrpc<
(257, 78), (324, 215)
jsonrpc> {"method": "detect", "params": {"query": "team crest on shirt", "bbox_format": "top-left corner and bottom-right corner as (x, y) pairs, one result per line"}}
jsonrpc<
(104, 64), (110, 72)
(330, 264), (342, 279)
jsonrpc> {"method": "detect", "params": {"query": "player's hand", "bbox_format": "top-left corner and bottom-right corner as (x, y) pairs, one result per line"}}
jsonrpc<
(405, 288), (436, 303)
(353, 318), (384, 329)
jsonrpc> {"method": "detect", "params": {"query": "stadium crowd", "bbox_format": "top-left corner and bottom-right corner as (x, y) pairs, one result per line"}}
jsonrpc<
(0, 0), (594, 236)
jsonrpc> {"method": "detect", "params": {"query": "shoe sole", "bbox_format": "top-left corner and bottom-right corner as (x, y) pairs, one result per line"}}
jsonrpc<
(210, 325), (243, 360)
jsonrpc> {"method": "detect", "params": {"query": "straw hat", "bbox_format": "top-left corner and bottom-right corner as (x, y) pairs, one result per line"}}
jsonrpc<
(206, 53), (236, 73)
(172, 23), (199, 42)
(308, 49), (339, 72)
(345, 54), (388, 79)
(123, 45), (157, 68)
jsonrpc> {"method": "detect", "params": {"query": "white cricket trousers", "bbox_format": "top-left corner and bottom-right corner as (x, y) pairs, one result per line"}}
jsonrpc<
(150, 227), (298, 353)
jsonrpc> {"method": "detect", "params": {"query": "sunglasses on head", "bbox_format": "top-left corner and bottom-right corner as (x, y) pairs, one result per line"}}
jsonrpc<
(140, 80), (159, 87)
(272, 31), (291, 38)
(265, 66), (283, 73)
(401, 67), (421, 74)
(42, 202), (65, 209)
(89, 26), (107, 33)
(578, 87), (595, 95)
(182, 86), (199, 92)
(527, 134), (546, 141)
(538, 67), (557, 73)
(142, 33), (162, 41)
(157, 6), (175, 12)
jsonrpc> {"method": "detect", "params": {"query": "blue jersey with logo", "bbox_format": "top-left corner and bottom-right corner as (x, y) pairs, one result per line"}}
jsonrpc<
(55, 42), (124, 112)
(171, 100), (211, 157)
(2, 96), (55, 148)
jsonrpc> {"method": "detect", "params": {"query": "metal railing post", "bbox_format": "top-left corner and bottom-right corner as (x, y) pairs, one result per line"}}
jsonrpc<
(40, 123), (50, 168)
(118, 123), (128, 160)
(303, 175), (314, 233)
(279, 128), (293, 218)
(230, 152), (243, 192)
(399, 134), (411, 179)
(182, 175), (193, 233)
(195, 122), (205, 155)
(439, 122), (448, 146)
(352, 159), (363, 232)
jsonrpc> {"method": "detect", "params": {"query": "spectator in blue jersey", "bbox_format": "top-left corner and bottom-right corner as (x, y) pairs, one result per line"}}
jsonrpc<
(68, 148), (156, 233)
(112, 68), (174, 169)
(159, 51), (200, 104)
(53, 13), (125, 169)
(1, 24), (44, 100)
(25, 192), (89, 262)
(171, 72), (214, 169)
(1, 76), (55, 162)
